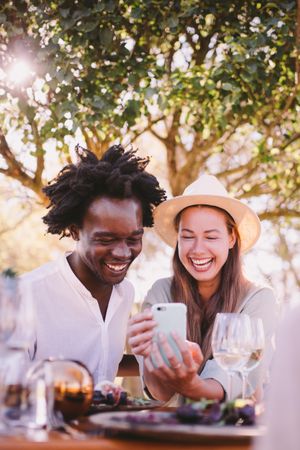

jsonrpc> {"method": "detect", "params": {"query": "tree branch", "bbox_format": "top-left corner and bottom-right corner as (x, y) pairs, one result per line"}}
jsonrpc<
(217, 157), (258, 179)
(81, 127), (98, 154)
(149, 127), (168, 143)
(259, 209), (300, 221)
(0, 129), (47, 204)
(280, 132), (300, 150)
(30, 119), (45, 184)
(165, 109), (181, 176)
(296, 0), (300, 83)
(130, 115), (166, 142)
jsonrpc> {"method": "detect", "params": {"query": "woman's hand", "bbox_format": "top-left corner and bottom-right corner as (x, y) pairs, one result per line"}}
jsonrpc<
(127, 309), (156, 357)
(144, 332), (204, 398)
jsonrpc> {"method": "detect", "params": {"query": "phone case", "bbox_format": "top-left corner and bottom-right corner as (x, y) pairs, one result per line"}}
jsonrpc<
(151, 303), (187, 368)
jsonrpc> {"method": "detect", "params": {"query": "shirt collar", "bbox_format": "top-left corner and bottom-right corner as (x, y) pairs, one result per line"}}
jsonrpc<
(58, 252), (124, 322)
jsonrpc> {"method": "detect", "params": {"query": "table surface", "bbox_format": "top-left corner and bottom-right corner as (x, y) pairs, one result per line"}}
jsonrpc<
(0, 434), (254, 450)
(0, 411), (257, 450)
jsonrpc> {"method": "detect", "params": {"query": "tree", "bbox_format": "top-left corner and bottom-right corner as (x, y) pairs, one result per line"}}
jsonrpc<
(0, 0), (299, 223)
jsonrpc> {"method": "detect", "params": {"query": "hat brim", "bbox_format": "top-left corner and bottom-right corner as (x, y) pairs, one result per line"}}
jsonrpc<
(153, 194), (261, 253)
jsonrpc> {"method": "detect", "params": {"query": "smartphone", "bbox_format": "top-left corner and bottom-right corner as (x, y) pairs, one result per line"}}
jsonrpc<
(151, 303), (187, 368)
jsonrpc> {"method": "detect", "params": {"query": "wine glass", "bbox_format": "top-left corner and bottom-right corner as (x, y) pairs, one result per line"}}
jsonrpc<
(0, 274), (20, 349)
(240, 317), (265, 399)
(0, 273), (21, 434)
(0, 274), (39, 434)
(211, 313), (251, 401)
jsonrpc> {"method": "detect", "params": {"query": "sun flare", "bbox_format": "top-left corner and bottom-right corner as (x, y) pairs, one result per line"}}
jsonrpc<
(7, 60), (34, 85)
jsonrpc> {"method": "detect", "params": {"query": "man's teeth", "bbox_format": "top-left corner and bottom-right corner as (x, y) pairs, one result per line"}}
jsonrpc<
(190, 258), (212, 268)
(105, 263), (127, 272)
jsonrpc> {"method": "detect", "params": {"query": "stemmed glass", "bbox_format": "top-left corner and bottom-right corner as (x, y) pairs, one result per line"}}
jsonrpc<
(0, 273), (42, 435)
(0, 273), (21, 434)
(240, 317), (265, 399)
(211, 313), (252, 401)
(6, 290), (54, 433)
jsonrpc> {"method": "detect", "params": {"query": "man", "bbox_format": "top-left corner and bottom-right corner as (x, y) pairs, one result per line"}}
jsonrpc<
(20, 144), (166, 385)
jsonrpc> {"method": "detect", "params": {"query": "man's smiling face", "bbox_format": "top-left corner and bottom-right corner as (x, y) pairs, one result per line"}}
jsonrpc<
(72, 196), (143, 286)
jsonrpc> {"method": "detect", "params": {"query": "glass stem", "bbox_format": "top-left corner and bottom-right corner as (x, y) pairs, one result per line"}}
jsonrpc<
(227, 371), (234, 401)
(242, 370), (248, 399)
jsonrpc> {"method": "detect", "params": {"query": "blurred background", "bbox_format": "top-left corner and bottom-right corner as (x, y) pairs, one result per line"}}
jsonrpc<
(0, 0), (299, 309)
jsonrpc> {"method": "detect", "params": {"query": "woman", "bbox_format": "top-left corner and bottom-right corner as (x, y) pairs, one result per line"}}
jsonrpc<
(128, 174), (278, 403)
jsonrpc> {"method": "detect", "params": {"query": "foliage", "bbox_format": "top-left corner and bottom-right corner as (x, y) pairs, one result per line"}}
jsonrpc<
(0, 0), (299, 217)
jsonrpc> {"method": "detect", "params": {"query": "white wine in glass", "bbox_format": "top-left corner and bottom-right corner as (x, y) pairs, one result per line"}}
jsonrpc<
(212, 313), (251, 401)
(240, 317), (265, 399)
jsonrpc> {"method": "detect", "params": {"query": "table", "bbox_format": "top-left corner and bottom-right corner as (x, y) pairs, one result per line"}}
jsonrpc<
(0, 435), (254, 450)
(0, 410), (257, 450)
(0, 407), (258, 450)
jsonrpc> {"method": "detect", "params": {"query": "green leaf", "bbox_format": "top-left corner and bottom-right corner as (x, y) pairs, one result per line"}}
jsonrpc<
(222, 82), (235, 91)
(91, 96), (106, 109)
(206, 80), (216, 91)
(55, 104), (64, 120)
(167, 15), (179, 29)
(247, 62), (258, 74)
(131, 7), (143, 19)
(59, 8), (70, 18)
(145, 87), (157, 99)
(94, 3), (105, 12)
(78, 19), (99, 32)
(100, 28), (114, 47)
(105, 0), (116, 12)
(128, 73), (139, 85)
(232, 54), (245, 63)
(56, 69), (65, 83)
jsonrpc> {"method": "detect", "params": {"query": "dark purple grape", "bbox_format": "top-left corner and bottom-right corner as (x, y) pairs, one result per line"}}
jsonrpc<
(118, 391), (128, 405)
(176, 404), (202, 423)
(106, 392), (115, 405)
(223, 405), (240, 425)
(205, 402), (223, 424)
(238, 404), (256, 425)
(92, 390), (106, 404)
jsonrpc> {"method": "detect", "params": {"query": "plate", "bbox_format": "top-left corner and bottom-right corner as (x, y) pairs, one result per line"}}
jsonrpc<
(90, 410), (265, 443)
(87, 398), (162, 415)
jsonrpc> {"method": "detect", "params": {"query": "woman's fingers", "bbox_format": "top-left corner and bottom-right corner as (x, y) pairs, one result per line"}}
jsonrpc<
(170, 333), (202, 372)
(128, 329), (154, 346)
(145, 341), (174, 376)
(127, 310), (157, 356)
(131, 340), (152, 357)
(156, 333), (184, 370)
(129, 310), (155, 326)
(128, 308), (152, 323)
(128, 330), (154, 355)
(127, 311), (156, 338)
(187, 341), (203, 366)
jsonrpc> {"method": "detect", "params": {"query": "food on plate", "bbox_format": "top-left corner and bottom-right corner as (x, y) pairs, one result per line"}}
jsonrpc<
(176, 399), (255, 425)
(93, 381), (128, 406)
(90, 381), (156, 412)
(112, 399), (256, 427)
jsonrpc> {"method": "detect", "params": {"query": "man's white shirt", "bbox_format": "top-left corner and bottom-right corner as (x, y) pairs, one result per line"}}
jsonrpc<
(19, 253), (134, 385)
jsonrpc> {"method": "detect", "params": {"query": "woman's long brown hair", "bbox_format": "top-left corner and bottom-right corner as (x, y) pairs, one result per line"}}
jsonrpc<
(170, 205), (250, 370)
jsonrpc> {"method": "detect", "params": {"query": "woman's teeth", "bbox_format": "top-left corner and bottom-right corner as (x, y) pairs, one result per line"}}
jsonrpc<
(190, 258), (213, 270)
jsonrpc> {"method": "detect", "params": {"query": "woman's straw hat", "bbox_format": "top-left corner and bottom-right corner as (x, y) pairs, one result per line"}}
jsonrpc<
(154, 174), (261, 253)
